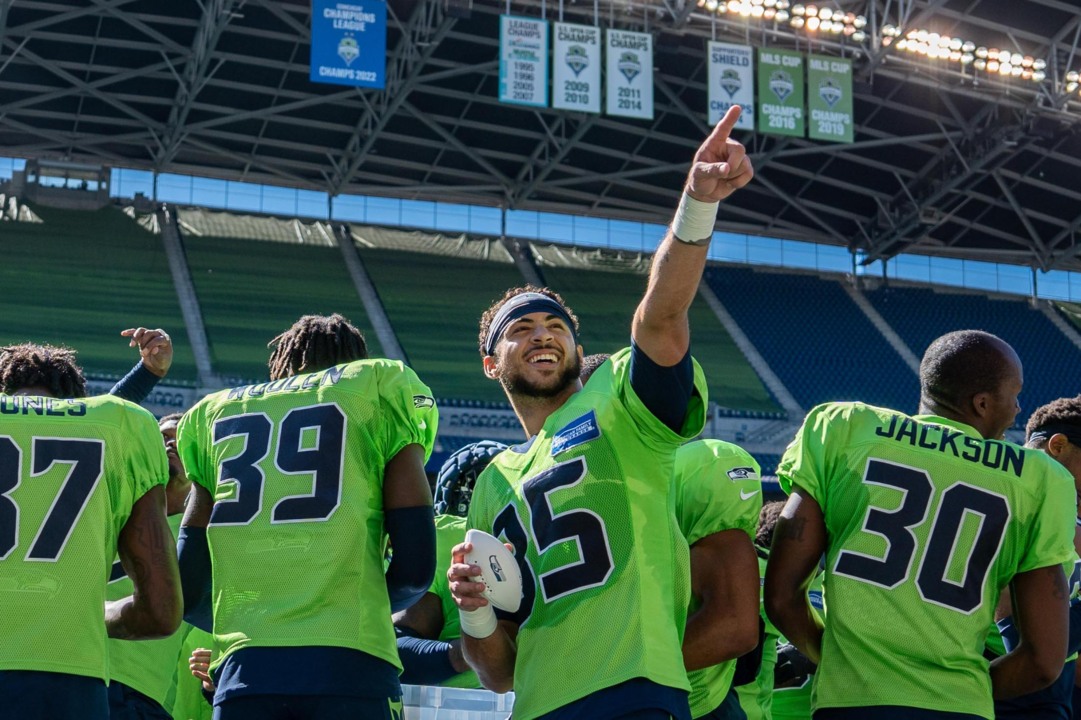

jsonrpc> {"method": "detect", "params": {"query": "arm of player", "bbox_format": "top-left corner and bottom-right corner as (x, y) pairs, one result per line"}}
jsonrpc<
(384, 443), (436, 612)
(178, 482), (214, 632)
(631, 105), (753, 367)
(106, 485), (183, 639)
(450, 540), (517, 693)
(990, 564), (1069, 699)
(394, 594), (471, 684)
(683, 528), (760, 672)
(764, 487), (826, 664)
(110, 328), (173, 403)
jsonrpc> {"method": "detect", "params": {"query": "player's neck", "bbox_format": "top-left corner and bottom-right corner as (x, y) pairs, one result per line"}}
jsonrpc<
(11, 386), (56, 398)
(509, 385), (580, 437)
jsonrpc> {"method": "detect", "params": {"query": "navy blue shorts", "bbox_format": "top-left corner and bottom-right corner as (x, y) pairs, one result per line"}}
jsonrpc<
(107, 681), (171, 720)
(0, 670), (107, 720)
(536, 678), (691, 720)
(695, 687), (747, 720)
(815, 708), (982, 720)
(213, 694), (402, 720)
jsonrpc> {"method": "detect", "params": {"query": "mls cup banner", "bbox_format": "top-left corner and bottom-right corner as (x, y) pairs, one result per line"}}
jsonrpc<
(707, 41), (754, 129)
(757, 47), (805, 137)
(309, 0), (387, 89)
(808, 54), (854, 142)
(552, 23), (602, 113)
(499, 16), (549, 107)
(606, 29), (654, 120)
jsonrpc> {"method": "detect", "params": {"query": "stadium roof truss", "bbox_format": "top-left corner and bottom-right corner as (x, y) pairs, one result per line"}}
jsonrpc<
(2, 0), (1081, 271)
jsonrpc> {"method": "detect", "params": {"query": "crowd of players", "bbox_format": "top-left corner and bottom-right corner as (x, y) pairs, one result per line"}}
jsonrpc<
(3, 104), (1081, 720)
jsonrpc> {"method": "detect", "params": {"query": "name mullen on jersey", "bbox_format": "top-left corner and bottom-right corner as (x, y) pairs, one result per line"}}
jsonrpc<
(875, 414), (1025, 478)
(225, 365), (346, 401)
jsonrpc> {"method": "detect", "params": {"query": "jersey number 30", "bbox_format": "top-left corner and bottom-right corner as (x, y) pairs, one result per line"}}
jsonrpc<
(209, 404), (346, 526)
(834, 458), (1010, 614)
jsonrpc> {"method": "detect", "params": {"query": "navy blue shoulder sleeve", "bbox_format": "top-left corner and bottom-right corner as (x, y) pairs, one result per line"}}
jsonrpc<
(629, 340), (694, 434)
(110, 363), (161, 404)
(385, 506), (436, 613)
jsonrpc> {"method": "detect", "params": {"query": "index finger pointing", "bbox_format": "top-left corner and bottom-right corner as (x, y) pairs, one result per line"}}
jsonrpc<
(709, 105), (743, 144)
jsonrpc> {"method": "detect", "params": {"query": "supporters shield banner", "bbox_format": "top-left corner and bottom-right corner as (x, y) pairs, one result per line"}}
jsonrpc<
(309, 0), (386, 89)
(552, 23), (602, 113)
(757, 48), (805, 137)
(499, 16), (549, 107)
(606, 30), (653, 120)
(707, 42), (754, 129)
(808, 54), (854, 142)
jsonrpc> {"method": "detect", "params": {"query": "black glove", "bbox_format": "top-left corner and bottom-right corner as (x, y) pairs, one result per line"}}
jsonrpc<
(774, 642), (817, 688)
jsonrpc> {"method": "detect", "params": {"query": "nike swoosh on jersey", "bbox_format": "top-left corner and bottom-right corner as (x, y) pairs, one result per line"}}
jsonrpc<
(740, 489), (760, 500)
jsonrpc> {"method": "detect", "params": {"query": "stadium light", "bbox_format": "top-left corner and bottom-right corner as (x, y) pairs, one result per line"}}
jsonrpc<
(880, 24), (1047, 85)
(697, 0), (866, 43)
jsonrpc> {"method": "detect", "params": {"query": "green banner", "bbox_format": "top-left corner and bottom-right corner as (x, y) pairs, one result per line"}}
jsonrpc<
(808, 54), (853, 143)
(757, 48), (804, 137)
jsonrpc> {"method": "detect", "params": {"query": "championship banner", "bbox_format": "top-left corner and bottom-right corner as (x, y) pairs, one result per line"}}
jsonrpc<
(309, 0), (386, 89)
(707, 42), (754, 129)
(552, 22), (601, 113)
(808, 54), (853, 142)
(605, 29), (653, 120)
(757, 48), (805, 137)
(499, 16), (549, 107)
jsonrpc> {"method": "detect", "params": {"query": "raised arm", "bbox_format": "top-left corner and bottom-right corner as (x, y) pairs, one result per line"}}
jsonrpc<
(110, 327), (173, 403)
(106, 485), (183, 639)
(632, 105), (753, 366)
(764, 487), (827, 664)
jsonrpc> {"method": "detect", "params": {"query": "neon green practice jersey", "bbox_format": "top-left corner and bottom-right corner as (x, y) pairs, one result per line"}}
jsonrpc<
(430, 513), (480, 689)
(177, 360), (438, 672)
(0, 393), (167, 681)
(107, 513), (187, 711)
(778, 402), (1076, 719)
(674, 439), (762, 719)
(170, 625), (215, 720)
(736, 553), (779, 720)
(468, 348), (708, 720)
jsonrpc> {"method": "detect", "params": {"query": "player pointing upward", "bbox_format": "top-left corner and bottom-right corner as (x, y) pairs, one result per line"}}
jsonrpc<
(449, 105), (753, 720)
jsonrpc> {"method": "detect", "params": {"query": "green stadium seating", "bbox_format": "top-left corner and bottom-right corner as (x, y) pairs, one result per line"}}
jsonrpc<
(541, 266), (781, 413)
(183, 235), (381, 383)
(0, 203), (198, 382)
(359, 248), (526, 404)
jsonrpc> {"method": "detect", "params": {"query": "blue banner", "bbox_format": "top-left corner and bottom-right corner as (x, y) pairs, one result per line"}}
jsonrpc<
(310, 0), (386, 89)
(499, 16), (549, 107)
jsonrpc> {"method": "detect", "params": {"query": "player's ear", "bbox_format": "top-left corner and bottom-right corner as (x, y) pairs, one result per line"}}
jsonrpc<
(482, 354), (500, 380)
(971, 391), (991, 419)
(1047, 433), (1069, 459)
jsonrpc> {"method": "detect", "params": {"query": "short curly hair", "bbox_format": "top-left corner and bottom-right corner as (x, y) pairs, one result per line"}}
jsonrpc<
(267, 314), (368, 381)
(757, 500), (786, 550)
(477, 285), (580, 357)
(0, 343), (87, 398)
(1025, 395), (1081, 447)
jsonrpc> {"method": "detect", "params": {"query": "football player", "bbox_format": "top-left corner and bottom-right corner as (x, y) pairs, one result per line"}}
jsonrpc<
(177, 314), (437, 720)
(0, 343), (181, 719)
(449, 105), (753, 720)
(766, 330), (1075, 720)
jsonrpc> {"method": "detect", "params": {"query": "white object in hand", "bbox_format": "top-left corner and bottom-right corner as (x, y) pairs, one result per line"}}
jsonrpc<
(464, 528), (523, 613)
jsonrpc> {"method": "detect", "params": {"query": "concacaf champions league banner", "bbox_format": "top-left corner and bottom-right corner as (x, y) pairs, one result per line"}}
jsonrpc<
(309, 0), (387, 89)
(757, 47), (805, 137)
(606, 29), (653, 120)
(499, 16), (549, 107)
(707, 42), (754, 130)
(552, 23), (602, 114)
(808, 54), (853, 143)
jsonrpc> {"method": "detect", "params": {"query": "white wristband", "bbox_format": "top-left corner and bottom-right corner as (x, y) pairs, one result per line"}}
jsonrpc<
(671, 191), (718, 245)
(459, 604), (498, 639)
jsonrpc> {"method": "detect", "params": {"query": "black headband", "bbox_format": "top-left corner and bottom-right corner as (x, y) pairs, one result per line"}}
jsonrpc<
(483, 292), (575, 357)
(1027, 423), (1081, 447)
